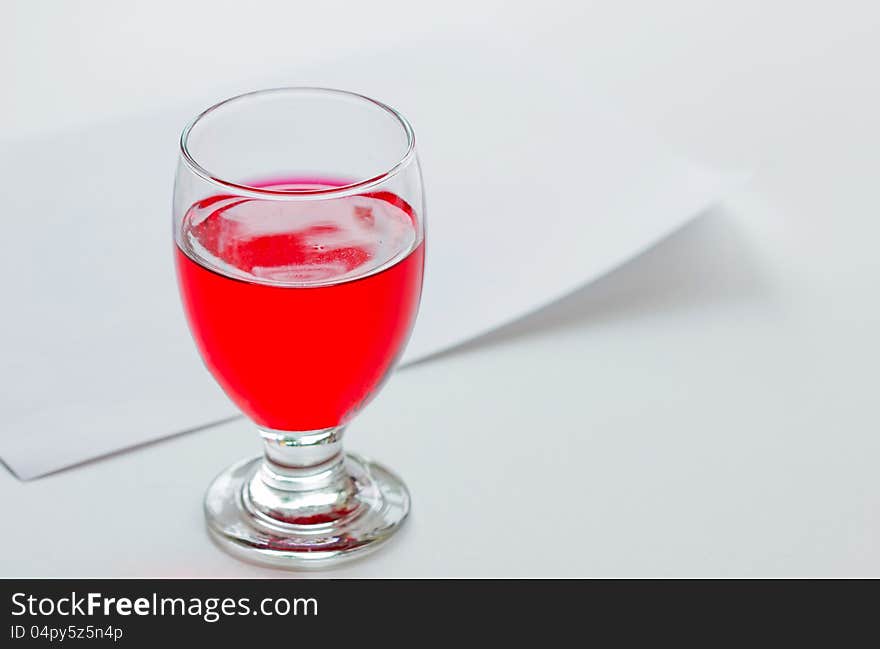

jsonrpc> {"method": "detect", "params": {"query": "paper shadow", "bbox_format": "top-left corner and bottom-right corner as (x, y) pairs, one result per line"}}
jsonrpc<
(413, 207), (769, 363)
(4, 415), (242, 481)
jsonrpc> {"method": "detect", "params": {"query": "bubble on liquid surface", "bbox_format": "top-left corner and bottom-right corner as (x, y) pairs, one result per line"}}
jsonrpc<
(182, 190), (418, 287)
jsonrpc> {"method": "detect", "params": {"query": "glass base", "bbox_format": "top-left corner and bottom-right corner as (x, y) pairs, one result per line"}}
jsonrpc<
(204, 453), (410, 569)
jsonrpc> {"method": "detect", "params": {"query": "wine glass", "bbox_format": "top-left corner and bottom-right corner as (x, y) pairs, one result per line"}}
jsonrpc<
(173, 88), (425, 568)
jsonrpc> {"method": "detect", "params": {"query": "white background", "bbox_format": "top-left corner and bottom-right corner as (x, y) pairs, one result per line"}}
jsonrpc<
(1, 1), (879, 576)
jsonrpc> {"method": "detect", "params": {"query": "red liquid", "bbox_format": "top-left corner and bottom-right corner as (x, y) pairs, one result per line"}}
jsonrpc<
(175, 181), (424, 431)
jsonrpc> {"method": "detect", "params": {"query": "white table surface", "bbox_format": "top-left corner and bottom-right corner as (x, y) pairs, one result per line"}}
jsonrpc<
(2, 1), (878, 577)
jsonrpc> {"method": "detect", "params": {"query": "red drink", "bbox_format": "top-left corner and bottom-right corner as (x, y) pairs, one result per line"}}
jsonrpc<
(175, 181), (424, 431)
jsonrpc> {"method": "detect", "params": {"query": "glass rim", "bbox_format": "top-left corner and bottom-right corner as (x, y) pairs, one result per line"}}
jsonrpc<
(179, 86), (417, 201)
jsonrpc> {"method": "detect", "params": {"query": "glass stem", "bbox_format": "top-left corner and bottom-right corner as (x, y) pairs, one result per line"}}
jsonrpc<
(245, 426), (359, 526)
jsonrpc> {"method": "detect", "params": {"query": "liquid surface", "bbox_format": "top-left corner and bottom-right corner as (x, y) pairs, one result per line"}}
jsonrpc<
(181, 181), (418, 286)
(175, 181), (424, 431)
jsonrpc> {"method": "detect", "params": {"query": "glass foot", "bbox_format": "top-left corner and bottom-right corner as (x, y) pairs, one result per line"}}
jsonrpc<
(204, 453), (410, 569)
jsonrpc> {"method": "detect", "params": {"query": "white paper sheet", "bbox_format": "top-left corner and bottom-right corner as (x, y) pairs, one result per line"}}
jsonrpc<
(0, 43), (735, 479)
